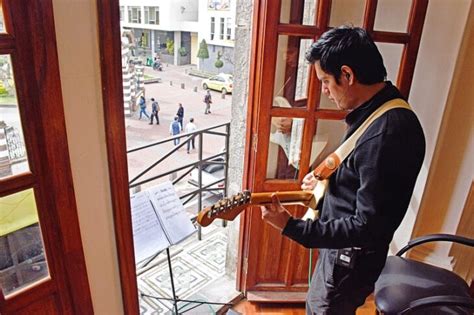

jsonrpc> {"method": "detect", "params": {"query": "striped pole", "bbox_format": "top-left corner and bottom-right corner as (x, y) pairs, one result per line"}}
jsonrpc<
(0, 121), (12, 178)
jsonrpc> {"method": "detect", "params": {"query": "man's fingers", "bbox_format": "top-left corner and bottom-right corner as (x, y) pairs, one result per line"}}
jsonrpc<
(272, 193), (281, 210)
(301, 180), (316, 191)
(271, 193), (284, 211)
(261, 206), (276, 222)
(302, 172), (315, 182)
(301, 172), (317, 190)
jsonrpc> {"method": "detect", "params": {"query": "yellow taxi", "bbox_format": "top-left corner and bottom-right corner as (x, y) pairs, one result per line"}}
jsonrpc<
(202, 73), (233, 94)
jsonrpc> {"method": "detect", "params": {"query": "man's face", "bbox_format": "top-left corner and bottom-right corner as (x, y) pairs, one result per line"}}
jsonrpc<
(315, 62), (351, 110)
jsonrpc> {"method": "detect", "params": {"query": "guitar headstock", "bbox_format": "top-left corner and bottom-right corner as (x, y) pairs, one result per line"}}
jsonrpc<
(197, 190), (252, 227)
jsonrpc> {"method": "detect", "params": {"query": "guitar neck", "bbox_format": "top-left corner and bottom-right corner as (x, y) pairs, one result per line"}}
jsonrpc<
(197, 189), (317, 227)
(249, 191), (315, 206)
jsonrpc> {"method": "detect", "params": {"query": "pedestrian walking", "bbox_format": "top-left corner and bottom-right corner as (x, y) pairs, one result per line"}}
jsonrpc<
(204, 90), (212, 114)
(149, 98), (160, 125)
(177, 103), (184, 128)
(138, 96), (149, 120)
(184, 118), (197, 153)
(169, 116), (182, 145)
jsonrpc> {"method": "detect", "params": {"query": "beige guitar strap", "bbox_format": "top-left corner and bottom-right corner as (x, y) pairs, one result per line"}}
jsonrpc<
(302, 98), (411, 220)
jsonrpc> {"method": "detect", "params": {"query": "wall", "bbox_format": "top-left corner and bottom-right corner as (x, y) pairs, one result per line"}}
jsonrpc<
(120, 0), (199, 32)
(49, 0), (473, 312)
(392, 0), (472, 254)
(411, 2), (474, 275)
(198, 0), (236, 47)
(52, 0), (124, 313)
(199, 45), (235, 74)
(226, 0), (254, 277)
(312, 0), (473, 257)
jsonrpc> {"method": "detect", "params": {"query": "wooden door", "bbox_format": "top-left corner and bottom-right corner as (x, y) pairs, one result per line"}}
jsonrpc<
(240, 0), (428, 301)
(0, 1), (92, 313)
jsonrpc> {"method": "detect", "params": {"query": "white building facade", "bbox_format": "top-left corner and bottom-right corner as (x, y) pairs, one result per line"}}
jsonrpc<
(119, 0), (236, 74)
(197, 0), (236, 73)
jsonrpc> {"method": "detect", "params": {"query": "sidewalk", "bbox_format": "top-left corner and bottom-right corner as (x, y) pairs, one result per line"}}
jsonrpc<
(126, 65), (232, 188)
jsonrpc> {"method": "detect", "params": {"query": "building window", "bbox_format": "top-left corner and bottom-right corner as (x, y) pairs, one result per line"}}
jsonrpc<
(226, 18), (232, 40)
(210, 17), (215, 40)
(220, 17), (225, 40)
(120, 6), (124, 22)
(128, 6), (141, 24)
(144, 6), (159, 25)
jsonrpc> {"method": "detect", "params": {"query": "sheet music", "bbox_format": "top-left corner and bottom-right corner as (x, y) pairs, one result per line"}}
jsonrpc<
(147, 181), (196, 245)
(130, 191), (170, 263)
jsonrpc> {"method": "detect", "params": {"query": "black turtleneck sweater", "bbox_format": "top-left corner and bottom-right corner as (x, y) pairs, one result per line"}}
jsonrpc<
(282, 82), (425, 249)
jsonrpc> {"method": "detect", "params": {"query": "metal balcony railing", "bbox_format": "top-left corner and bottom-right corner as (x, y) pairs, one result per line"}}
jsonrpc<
(127, 122), (230, 239)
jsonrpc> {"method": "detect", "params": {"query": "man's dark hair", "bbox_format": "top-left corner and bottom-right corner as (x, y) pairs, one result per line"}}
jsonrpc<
(305, 26), (387, 84)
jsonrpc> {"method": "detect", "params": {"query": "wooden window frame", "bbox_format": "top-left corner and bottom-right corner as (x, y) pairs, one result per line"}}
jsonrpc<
(238, 0), (429, 299)
(96, 0), (429, 310)
(0, 0), (92, 313)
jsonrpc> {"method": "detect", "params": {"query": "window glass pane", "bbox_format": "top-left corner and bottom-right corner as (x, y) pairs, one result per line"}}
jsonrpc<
(0, 55), (29, 179)
(318, 89), (338, 109)
(0, 189), (50, 296)
(273, 35), (312, 108)
(374, 0), (411, 33)
(266, 117), (347, 179)
(210, 17), (215, 40)
(144, 8), (149, 24)
(329, 0), (365, 27)
(129, 7), (141, 24)
(267, 117), (305, 179)
(309, 119), (346, 169)
(0, 4), (5, 32)
(280, 0), (318, 25)
(140, 31), (149, 48)
(220, 18), (225, 40)
(295, 39), (312, 100)
(376, 42), (403, 84)
(226, 18), (232, 40)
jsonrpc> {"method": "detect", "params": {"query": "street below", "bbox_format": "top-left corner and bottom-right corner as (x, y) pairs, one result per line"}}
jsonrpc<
(126, 64), (233, 212)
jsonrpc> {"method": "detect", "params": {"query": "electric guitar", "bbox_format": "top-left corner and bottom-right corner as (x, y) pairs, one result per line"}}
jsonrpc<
(197, 180), (328, 227)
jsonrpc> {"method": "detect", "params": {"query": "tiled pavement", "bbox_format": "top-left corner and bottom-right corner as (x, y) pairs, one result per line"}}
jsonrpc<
(137, 224), (229, 314)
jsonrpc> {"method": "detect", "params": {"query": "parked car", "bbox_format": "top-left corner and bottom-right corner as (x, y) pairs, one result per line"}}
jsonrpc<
(202, 74), (233, 94)
(188, 157), (225, 195)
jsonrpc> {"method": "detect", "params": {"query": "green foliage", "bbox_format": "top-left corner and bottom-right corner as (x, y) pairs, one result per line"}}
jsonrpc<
(214, 51), (224, 69)
(178, 47), (188, 56)
(214, 59), (224, 69)
(166, 38), (174, 54)
(0, 85), (7, 96)
(197, 39), (209, 60)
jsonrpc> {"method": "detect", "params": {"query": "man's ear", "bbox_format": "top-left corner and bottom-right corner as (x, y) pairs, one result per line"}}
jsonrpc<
(341, 65), (354, 84)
